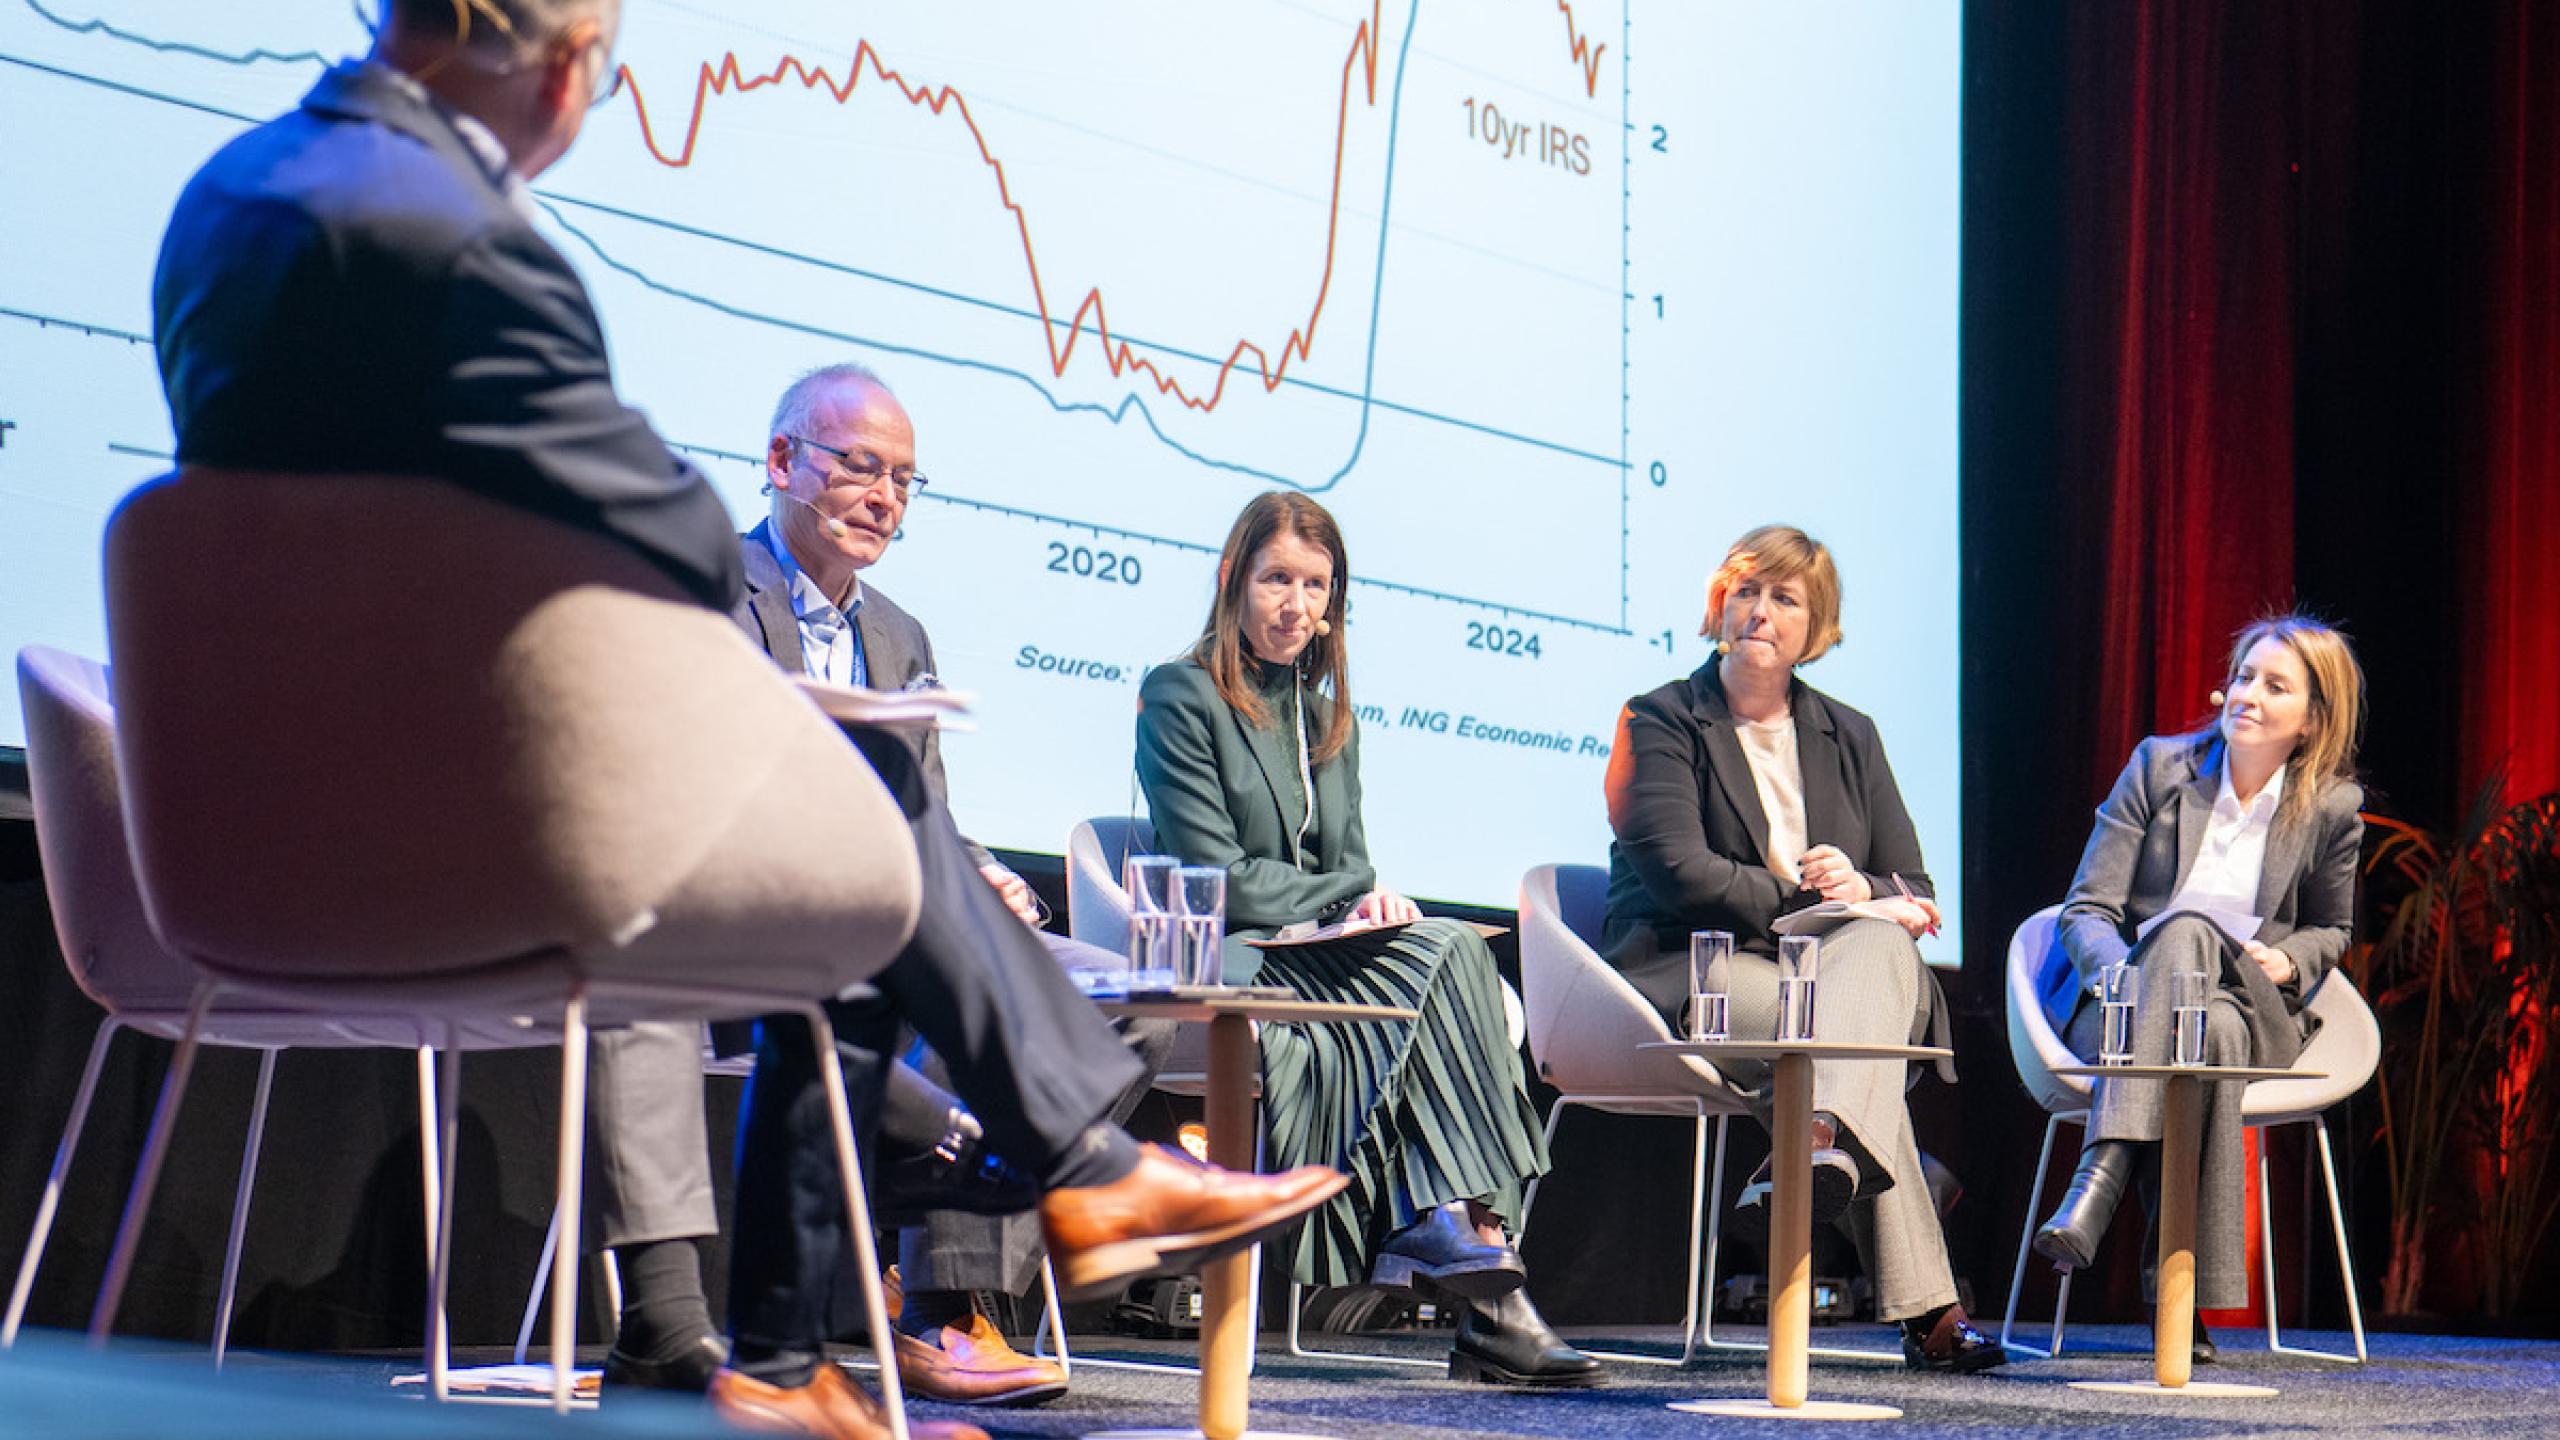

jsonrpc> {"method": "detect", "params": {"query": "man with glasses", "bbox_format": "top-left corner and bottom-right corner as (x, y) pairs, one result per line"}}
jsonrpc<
(591, 364), (1173, 1410)
(150, 4), (1342, 1437)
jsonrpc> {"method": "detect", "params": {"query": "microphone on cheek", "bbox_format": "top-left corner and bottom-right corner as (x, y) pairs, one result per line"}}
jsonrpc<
(769, 478), (850, 538)
(1314, 617), (1332, 637)
(2209, 689), (2228, 708)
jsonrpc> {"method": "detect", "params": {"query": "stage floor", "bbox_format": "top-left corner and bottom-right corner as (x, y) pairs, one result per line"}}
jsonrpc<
(4, 1323), (2553, 1438)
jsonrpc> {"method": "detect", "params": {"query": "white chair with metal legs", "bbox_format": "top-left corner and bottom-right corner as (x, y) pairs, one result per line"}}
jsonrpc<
(1515, 863), (1905, 1367)
(4, 647), (474, 1369)
(1999, 903), (2375, 1363)
(97, 470), (932, 1429)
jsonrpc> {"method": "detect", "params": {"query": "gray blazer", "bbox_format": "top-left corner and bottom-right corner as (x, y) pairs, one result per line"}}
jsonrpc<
(2046, 732), (2364, 1035)
(735, 521), (996, 872)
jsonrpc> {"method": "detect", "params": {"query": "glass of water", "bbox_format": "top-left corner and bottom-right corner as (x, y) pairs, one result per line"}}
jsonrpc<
(1687, 930), (1735, 1042)
(1173, 866), (1227, 988)
(2099, 962), (2137, 1066)
(2171, 966), (2210, 1066)
(1777, 934), (1820, 1042)
(1123, 854), (1180, 991)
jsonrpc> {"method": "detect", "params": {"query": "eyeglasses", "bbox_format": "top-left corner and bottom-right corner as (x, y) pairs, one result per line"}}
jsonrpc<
(790, 436), (928, 500)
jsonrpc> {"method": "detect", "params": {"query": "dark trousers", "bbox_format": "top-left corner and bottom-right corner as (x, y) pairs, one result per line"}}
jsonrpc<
(728, 727), (1145, 1351)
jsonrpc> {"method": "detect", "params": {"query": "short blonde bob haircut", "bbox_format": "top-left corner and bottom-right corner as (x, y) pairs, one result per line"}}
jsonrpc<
(1700, 524), (1844, 665)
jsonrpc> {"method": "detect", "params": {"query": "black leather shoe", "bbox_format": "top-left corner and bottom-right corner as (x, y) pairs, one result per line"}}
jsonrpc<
(602, 1332), (729, 1391)
(1727, 1146), (1859, 1250)
(1447, 1289), (1605, 1389)
(2191, 1318), (2217, 1366)
(2032, 1140), (2135, 1272)
(1369, 1206), (1526, 1301)
(1900, 1306), (2006, 1374)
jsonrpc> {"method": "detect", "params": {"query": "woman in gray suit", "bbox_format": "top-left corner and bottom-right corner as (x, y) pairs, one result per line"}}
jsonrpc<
(2034, 615), (2366, 1359)
(1600, 523), (2002, 1373)
(1135, 492), (1599, 1389)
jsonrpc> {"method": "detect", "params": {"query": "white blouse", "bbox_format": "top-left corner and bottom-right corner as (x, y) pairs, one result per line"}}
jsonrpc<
(1734, 711), (1806, 887)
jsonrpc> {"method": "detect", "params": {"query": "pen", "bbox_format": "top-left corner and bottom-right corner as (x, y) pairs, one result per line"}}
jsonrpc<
(1891, 872), (1940, 938)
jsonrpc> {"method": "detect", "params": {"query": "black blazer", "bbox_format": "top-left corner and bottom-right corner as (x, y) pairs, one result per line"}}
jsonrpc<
(152, 60), (740, 611)
(1600, 663), (1932, 1020)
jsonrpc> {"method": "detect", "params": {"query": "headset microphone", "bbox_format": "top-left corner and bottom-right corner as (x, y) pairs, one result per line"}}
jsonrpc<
(2209, 689), (2227, 708)
(1314, 617), (1332, 637)
(768, 478), (850, 538)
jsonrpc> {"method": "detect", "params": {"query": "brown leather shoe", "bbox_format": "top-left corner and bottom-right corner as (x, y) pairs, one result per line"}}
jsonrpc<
(892, 1313), (1069, 1407)
(1041, 1143), (1348, 1301)
(707, 1363), (989, 1439)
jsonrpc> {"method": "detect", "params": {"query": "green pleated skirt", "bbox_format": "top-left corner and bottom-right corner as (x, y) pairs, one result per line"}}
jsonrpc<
(1255, 916), (1551, 1287)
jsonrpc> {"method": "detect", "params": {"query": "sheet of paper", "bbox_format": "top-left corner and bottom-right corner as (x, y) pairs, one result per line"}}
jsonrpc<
(792, 677), (976, 732)
(1245, 918), (1507, 950)
(2134, 903), (2264, 945)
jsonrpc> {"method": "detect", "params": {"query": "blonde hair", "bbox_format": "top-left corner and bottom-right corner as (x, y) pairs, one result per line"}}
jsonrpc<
(1189, 492), (1353, 764)
(2225, 613), (2364, 830)
(1700, 524), (1844, 664)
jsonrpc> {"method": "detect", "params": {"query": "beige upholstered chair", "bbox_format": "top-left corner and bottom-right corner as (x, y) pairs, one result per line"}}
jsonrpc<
(99, 470), (926, 1423)
(2000, 904), (2375, 1363)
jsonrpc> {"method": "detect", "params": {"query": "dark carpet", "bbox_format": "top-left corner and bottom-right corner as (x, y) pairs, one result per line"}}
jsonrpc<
(2, 1323), (2552, 1437)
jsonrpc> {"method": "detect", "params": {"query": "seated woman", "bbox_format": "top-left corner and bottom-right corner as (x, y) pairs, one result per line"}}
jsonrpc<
(2034, 615), (2365, 1363)
(1134, 491), (1600, 1389)
(1598, 523), (2000, 1373)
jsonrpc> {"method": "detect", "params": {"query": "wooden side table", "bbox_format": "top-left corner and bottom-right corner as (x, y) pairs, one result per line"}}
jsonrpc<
(1642, 1038), (1951, 1422)
(2050, 1062), (2319, 1398)
(1087, 996), (1415, 1440)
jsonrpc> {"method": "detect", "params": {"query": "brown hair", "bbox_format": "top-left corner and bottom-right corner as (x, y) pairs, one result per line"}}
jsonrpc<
(1700, 523), (1845, 664)
(1188, 492), (1353, 763)
(2224, 613), (2364, 830)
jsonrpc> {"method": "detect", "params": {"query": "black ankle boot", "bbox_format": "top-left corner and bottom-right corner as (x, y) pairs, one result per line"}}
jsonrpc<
(1448, 1290), (1605, 1389)
(2033, 1140), (2135, 1271)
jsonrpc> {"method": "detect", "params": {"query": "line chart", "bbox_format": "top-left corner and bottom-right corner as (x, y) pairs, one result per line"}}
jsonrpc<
(1557, 0), (1608, 98)
(615, 5), (1389, 420)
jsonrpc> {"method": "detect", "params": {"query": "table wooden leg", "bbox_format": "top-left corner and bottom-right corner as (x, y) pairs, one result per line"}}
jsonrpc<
(1767, 1053), (1812, 1410)
(2154, 1074), (2202, 1389)
(1199, 1013), (1257, 1440)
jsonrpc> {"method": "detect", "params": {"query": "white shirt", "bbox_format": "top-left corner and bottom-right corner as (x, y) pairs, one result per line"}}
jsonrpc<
(2169, 762), (2285, 914)
(760, 524), (866, 687)
(1734, 712), (1807, 886)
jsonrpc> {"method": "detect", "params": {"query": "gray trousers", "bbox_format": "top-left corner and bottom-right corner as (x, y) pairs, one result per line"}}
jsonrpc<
(587, 931), (1171, 1297)
(2066, 912), (2300, 1309)
(1700, 918), (1955, 1322)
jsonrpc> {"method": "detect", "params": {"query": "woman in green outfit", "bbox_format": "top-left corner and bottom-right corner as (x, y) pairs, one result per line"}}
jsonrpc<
(1134, 491), (1600, 1389)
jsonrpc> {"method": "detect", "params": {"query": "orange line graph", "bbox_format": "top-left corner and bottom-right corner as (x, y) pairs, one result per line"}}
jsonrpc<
(1556, 0), (1607, 98)
(612, 4), (1387, 417)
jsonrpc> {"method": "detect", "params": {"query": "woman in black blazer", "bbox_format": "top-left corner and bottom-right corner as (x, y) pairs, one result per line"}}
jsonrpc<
(2033, 616), (2365, 1354)
(1600, 524), (2000, 1373)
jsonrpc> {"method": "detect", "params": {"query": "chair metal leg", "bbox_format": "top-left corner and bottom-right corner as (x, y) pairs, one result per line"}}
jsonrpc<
(801, 1003), (908, 1440)
(547, 1004), (588, 1415)
(1285, 1272), (1442, 1369)
(91, 987), (215, 1346)
(1037, 1258), (1072, 1378)
(2263, 1118), (2366, 1363)
(2001, 1111), (2069, 1357)
(5, 1019), (121, 1347)
(415, 1047), (440, 1281)
(1693, 1107), (1901, 1365)
(427, 1044), (463, 1402)
(212, 1047), (278, 1369)
(515, 1198), (564, 1366)
(1575, 1100), (1704, 1367)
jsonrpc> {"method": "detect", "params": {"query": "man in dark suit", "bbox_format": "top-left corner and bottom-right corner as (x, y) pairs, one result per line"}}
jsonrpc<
(592, 362), (1174, 1408)
(148, 4), (1340, 1435)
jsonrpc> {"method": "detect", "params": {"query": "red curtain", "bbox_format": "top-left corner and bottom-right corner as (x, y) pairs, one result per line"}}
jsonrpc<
(2064, 0), (2308, 777)
(2466, 5), (2560, 809)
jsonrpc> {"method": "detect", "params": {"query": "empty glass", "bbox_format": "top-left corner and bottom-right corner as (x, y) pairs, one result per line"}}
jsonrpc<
(1173, 865), (1227, 988)
(1777, 934), (1820, 1041)
(1123, 854), (1180, 991)
(2172, 967), (2210, 1066)
(2099, 962), (2137, 1066)
(1688, 930), (1735, 1042)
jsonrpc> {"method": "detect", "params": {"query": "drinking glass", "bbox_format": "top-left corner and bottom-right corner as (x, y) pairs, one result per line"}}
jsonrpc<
(2099, 962), (2137, 1066)
(1123, 854), (1180, 991)
(1776, 934), (1820, 1042)
(1173, 866), (1228, 988)
(2171, 967), (2210, 1066)
(1687, 930), (1735, 1042)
